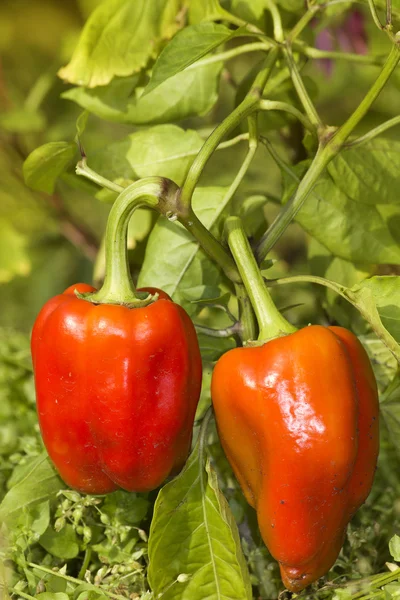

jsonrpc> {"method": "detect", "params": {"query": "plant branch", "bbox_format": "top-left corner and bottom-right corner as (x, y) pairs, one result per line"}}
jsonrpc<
(345, 115), (400, 147)
(258, 99), (315, 132)
(27, 563), (128, 600)
(330, 42), (400, 149)
(75, 161), (241, 283)
(76, 159), (123, 193)
(260, 136), (298, 179)
(179, 47), (279, 211)
(286, 3), (320, 43)
(178, 115), (260, 284)
(283, 46), (323, 129)
(255, 143), (329, 260)
(256, 41), (400, 262)
(264, 0), (284, 42)
(295, 44), (387, 65)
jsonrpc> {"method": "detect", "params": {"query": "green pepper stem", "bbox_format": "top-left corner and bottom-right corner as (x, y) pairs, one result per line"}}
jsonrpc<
(84, 177), (179, 307)
(225, 217), (296, 342)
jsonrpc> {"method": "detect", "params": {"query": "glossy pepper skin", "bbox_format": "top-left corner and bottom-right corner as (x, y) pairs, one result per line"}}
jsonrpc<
(211, 325), (379, 592)
(31, 283), (202, 494)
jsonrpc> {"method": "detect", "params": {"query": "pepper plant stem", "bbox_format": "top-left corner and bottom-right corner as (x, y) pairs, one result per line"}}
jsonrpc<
(283, 46), (322, 129)
(179, 114), (260, 286)
(258, 99), (314, 132)
(225, 217), (295, 341)
(256, 143), (330, 260)
(256, 41), (400, 262)
(330, 42), (400, 149)
(86, 178), (178, 306)
(345, 115), (400, 147)
(179, 47), (279, 211)
(77, 161), (241, 283)
(286, 2), (319, 43)
(76, 159), (123, 193)
(296, 44), (386, 65)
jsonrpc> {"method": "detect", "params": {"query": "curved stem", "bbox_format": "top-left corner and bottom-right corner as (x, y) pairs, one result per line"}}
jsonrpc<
(367, 0), (385, 31)
(179, 47), (279, 212)
(225, 217), (295, 341)
(83, 178), (178, 307)
(258, 99), (315, 132)
(178, 114), (260, 284)
(345, 115), (400, 147)
(268, 274), (346, 295)
(76, 159), (123, 193)
(264, 0), (284, 42)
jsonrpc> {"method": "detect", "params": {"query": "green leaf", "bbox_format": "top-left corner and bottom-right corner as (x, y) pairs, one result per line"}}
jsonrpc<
(23, 142), (77, 194)
(143, 22), (234, 95)
(63, 61), (223, 124)
(138, 187), (230, 315)
(148, 422), (252, 600)
(360, 334), (397, 393)
(328, 140), (400, 205)
(230, 0), (266, 23)
(389, 535), (400, 561)
(40, 524), (80, 559)
(284, 166), (400, 264)
(351, 277), (400, 345)
(0, 453), (63, 526)
(58, 0), (181, 87)
(187, 0), (229, 23)
(91, 125), (204, 186)
(102, 490), (149, 525)
(73, 584), (108, 600)
(196, 333), (236, 362)
(25, 500), (50, 536)
(384, 583), (400, 599)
